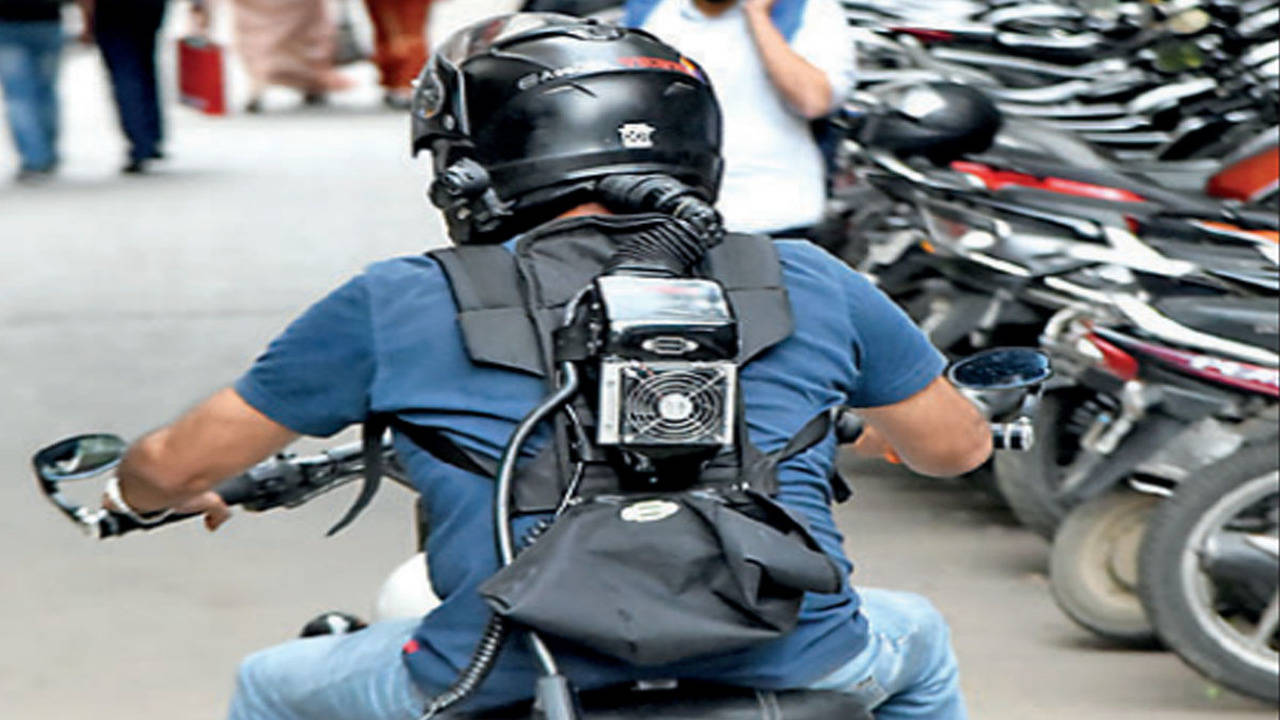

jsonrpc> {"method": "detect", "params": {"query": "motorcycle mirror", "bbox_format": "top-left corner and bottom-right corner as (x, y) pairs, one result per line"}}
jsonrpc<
(32, 434), (127, 483)
(947, 347), (1053, 391)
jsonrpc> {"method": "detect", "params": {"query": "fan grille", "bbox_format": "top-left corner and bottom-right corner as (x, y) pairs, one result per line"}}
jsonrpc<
(620, 365), (730, 444)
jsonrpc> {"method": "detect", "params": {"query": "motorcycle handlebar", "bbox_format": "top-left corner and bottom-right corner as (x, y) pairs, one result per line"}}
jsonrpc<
(97, 509), (201, 539)
(214, 471), (259, 507)
(834, 409), (1037, 451)
(91, 443), (373, 539)
(95, 471), (268, 538)
(991, 419), (1035, 451)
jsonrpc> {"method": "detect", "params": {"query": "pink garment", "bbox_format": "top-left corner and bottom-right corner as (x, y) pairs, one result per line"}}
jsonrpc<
(231, 0), (336, 91)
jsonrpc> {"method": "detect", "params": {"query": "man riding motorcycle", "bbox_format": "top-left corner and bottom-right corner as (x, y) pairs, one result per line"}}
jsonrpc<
(99, 14), (992, 720)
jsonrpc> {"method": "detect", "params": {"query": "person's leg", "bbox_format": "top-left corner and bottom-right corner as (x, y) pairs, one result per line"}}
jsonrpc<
(94, 17), (147, 162)
(95, 1), (164, 166)
(228, 618), (428, 720)
(810, 588), (968, 720)
(388, 0), (429, 90)
(363, 0), (398, 90)
(135, 0), (167, 157)
(0, 22), (61, 172)
(31, 22), (62, 166)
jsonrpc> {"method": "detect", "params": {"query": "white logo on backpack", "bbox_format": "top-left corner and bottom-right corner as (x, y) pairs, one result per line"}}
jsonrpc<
(621, 499), (680, 523)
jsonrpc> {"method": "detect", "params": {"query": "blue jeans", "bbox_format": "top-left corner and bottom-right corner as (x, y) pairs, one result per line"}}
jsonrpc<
(227, 588), (965, 720)
(0, 21), (62, 171)
(811, 589), (968, 719)
(94, 0), (166, 161)
(229, 619), (428, 720)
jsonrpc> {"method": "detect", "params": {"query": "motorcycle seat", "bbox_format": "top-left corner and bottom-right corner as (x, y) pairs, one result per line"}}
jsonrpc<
(443, 680), (874, 720)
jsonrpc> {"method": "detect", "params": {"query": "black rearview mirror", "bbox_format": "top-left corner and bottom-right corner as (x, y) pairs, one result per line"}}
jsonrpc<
(33, 434), (127, 482)
(947, 347), (1053, 391)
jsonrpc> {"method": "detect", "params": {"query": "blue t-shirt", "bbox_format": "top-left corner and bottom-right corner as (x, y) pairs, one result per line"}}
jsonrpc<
(235, 236), (945, 710)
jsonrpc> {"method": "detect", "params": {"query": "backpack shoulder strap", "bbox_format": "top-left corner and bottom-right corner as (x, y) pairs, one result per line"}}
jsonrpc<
(390, 417), (498, 479)
(429, 246), (545, 377)
(704, 234), (794, 362)
(770, 410), (854, 503)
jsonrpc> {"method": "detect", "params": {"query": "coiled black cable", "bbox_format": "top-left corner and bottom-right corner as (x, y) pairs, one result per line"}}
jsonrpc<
(420, 616), (509, 719)
(419, 517), (557, 720)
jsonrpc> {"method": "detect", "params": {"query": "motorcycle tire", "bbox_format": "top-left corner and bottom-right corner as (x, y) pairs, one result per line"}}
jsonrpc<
(1050, 490), (1159, 646)
(993, 393), (1073, 539)
(1138, 441), (1280, 704)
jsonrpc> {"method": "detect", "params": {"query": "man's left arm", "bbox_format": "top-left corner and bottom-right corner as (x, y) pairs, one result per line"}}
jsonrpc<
(743, 0), (855, 119)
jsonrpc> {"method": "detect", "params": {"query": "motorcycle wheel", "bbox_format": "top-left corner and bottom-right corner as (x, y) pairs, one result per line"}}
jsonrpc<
(1050, 490), (1159, 646)
(1139, 442), (1280, 703)
(993, 393), (1075, 539)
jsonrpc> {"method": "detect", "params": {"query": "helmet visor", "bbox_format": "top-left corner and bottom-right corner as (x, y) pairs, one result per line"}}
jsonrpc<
(437, 13), (582, 67)
(415, 13), (582, 126)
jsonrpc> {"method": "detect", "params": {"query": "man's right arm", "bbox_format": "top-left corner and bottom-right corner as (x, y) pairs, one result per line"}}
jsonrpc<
(835, 257), (991, 477)
(852, 377), (992, 477)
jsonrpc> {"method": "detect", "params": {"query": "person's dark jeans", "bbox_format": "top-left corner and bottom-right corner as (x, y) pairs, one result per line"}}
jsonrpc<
(94, 0), (167, 162)
(0, 20), (63, 171)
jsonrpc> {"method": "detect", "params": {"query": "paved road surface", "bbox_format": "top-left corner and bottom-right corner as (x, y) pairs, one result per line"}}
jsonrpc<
(0, 5), (1273, 719)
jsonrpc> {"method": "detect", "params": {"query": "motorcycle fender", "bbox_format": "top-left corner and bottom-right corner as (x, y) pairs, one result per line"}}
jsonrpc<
(373, 553), (441, 622)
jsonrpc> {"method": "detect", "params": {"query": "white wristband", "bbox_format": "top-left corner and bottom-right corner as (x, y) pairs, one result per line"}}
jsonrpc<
(104, 476), (173, 526)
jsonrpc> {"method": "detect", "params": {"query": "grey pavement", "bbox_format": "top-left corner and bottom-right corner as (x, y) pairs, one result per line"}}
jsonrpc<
(0, 5), (1273, 719)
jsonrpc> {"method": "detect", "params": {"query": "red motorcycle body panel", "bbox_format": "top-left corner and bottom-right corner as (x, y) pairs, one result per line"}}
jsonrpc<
(951, 161), (1147, 203)
(1206, 146), (1280, 203)
(1101, 331), (1279, 398)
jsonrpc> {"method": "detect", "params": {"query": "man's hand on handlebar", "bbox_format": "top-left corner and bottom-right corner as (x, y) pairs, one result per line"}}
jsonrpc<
(172, 491), (231, 531)
(101, 488), (232, 532)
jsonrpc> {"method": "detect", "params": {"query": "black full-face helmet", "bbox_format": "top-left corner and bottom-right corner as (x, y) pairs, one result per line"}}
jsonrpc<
(412, 13), (724, 243)
(856, 82), (1002, 165)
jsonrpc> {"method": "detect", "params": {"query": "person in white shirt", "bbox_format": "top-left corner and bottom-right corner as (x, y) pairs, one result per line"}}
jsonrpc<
(625, 0), (855, 235)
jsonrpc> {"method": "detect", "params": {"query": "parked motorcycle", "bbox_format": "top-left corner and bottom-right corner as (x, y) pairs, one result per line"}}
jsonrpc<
(1138, 441), (1279, 703)
(824, 76), (1278, 700)
(850, 0), (1280, 171)
(1038, 298), (1277, 643)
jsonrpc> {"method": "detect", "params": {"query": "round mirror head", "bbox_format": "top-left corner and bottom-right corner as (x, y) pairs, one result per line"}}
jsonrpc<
(947, 348), (1052, 391)
(33, 434), (127, 482)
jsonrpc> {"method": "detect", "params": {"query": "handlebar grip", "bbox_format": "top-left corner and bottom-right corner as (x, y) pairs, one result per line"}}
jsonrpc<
(98, 510), (201, 538)
(992, 420), (1035, 451)
(215, 472), (258, 507)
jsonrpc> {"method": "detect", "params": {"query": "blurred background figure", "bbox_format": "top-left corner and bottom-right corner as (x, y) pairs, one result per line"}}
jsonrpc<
(362, 0), (434, 109)
(82, 0), (167, 174)
(213, 0), (353, 113)
(625, 0), (854, 237)
(0, 0), (66, 181)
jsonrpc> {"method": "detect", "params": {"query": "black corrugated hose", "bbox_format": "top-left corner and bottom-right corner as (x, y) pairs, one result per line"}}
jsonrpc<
(596, 174), (725, 275)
